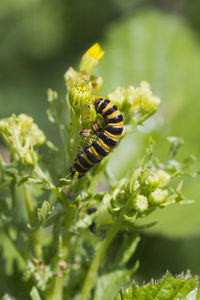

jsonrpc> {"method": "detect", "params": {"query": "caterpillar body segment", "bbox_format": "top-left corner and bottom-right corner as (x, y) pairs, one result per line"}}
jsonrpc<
(70, 98), (124, 178)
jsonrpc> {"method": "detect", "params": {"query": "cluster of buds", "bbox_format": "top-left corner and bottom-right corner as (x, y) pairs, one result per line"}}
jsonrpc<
(108, 81), (161, 125)
(0, 114), (46, 164)
(64, 43), (104, 115)
(132, 169), (171, 213)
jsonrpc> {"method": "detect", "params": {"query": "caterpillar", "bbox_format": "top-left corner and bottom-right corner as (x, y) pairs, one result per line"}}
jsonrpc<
(70, 97), (124, 178)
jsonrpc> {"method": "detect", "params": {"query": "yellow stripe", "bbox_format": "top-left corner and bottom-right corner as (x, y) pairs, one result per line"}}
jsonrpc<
(106, 110), (120, 119)
(76, 159), (88, 170)
(97, 98), (105, 110)
(72, 166), (84, 175)
(82, 152), (94, 166)
(106, 121), (123, 128)
(97, 138), (112, 152)
(101, 101), (113, 114)
(90, 146), (103, 160)
(104, 131), (121, 141)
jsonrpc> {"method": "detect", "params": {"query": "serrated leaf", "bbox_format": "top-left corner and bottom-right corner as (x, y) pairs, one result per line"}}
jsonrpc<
(114, 272), (199, 300)
(37, 201), (52, 224)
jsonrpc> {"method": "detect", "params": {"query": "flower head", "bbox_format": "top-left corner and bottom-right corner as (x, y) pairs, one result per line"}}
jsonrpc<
(0, 114), (46, 164)
(79, 43), (104, 73)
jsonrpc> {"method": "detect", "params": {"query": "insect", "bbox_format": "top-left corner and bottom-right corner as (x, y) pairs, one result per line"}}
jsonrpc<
(70, 97), (124, 178)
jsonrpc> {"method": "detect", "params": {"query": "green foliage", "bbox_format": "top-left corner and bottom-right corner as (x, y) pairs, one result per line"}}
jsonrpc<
(114, 272), (199, 300)
(0, 43), (198, 300)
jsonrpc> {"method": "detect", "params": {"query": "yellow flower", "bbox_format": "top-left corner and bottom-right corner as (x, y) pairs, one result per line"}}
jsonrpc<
(79, 43), (105, 73)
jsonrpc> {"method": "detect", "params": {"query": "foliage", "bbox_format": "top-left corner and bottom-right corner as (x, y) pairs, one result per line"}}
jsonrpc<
(114, 272), (199, 300)
(0, 43), (198, 300)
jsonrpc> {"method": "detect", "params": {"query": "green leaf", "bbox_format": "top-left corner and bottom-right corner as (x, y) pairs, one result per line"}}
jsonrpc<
(114, 272), (199, 300)
(37, 201), (52, 224)
(93, 261), (139, 300)
(113, 234), (140, 268)
(30, 286), (42, 300)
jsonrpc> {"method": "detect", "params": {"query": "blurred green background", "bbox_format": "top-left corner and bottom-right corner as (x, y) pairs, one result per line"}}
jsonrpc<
(1, 0), (200, 290)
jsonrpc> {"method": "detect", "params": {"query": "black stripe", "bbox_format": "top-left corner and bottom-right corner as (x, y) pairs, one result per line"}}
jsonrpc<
(94, 98), (104, 111)
(106, 114), (123, 124)
(78, 151), (92, 169)
(99, 99), (110, 112)
(92, 140), (109, 157)
(73, 161), (87, 173)
(85, 147), (101, 163)
(105, 125), (123, 135)
(102, 105), (118, 118)
(98, 132), (118, 147)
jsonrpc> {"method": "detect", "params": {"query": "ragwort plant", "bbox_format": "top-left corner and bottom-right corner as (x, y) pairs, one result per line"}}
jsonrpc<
(0, 43), (198, 300)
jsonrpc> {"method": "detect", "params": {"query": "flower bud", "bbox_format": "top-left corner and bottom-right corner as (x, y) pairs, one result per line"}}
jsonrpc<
(79, 43), (104, 73)
(0, 114), (46, 164)
(156, 170), (171, 188)
(141, 170), (160, 189)
(149, 188), (168, 205)
(136, 81), (161, 114)
(64, 67), (80, 90)
(70, 81), (93, 109)
(133, 194), (148, 212)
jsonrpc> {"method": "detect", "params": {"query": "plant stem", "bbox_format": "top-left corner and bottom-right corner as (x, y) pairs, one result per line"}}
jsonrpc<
(45, 276), (63, 300)
(23, 183), (43, 260)
(23, 183), (35, 224)
(81, 220), (121, 300)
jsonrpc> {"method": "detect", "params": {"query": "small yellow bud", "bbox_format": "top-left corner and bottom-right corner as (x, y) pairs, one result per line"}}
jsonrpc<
(79, 43), (104, 73)
(133, 194), (148, 212)
(149, 188), (168, 205)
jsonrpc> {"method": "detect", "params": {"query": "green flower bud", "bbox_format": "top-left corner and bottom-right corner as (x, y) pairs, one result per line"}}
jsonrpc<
(156, 170), (171, 188)
(141, 170), (160, 189)
(108, 87), (126, 111)
(64, 67), (80, 89)
(133, 180), (140, 191)
(70, 81), (93, 109)
(133, 194), (148, 212)
(136, 81), (161, 114)
(79, 43), (104, 73)
(149, 188), (168, 205)
(0, 114), (46, 164)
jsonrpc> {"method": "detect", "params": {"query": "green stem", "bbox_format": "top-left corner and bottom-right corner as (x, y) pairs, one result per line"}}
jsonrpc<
(23, 183), (43, 260)
(81, 220), (121, 300)
(23, 183), (34, 224)
(46, 199), (76, 300)
(46, 276), (64, 300)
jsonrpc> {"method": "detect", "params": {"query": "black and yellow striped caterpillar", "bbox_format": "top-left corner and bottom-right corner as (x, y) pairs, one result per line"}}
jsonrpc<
(70, 98), (124, 178)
